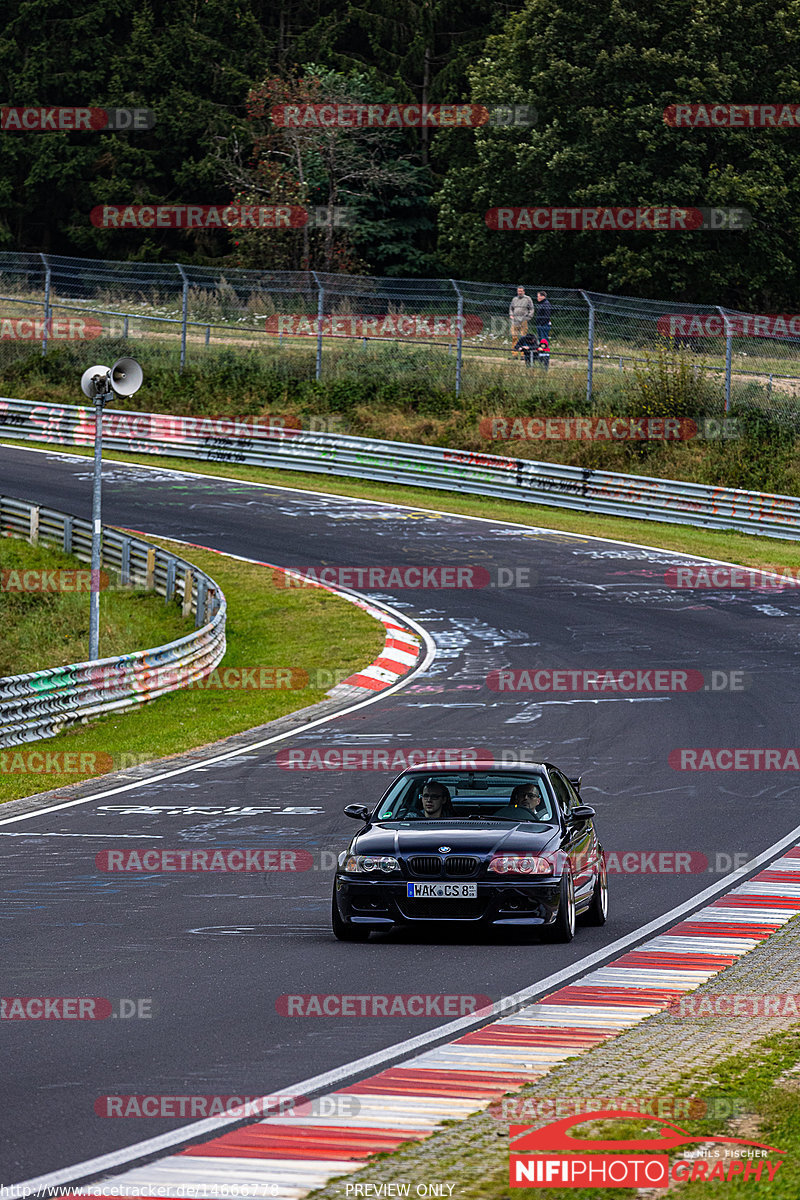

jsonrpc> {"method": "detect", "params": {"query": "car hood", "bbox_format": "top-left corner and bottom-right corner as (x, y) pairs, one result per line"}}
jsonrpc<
(351, 822), (560, 857)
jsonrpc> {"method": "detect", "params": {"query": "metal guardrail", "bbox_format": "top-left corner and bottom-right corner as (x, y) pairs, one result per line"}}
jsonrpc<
(1, 397), (798, 541)
(0, 494), (227, 748)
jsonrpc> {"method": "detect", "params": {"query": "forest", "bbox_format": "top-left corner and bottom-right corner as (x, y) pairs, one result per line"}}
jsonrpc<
(2, 0), (800, 307)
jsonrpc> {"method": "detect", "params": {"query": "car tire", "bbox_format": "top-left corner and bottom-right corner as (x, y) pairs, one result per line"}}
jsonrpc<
(581, 854), (608, 926)
(331, 888), (371, 942)
(544, 866), (576, 942)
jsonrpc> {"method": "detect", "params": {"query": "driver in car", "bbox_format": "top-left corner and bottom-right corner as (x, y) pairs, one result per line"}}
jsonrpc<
(419, 781), (456, 819)
(492, 782), (549, 821)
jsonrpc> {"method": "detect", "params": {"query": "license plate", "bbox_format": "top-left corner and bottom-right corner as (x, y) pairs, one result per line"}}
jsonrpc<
(407, 883), (477, 899)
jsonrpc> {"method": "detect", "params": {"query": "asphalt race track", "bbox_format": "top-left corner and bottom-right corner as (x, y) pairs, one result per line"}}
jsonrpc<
(2, 444), (799, 1184)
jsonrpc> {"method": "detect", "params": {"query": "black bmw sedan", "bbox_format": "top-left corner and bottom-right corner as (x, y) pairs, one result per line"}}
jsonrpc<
(331, 762), (608, 942)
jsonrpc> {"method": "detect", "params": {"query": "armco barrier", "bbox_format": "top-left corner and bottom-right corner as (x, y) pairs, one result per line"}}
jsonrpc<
(1, 398), (799, 540)
(0, 495), (226, 748)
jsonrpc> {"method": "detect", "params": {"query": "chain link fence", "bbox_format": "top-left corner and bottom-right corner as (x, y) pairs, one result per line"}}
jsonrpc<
(2, 252), (800, 423)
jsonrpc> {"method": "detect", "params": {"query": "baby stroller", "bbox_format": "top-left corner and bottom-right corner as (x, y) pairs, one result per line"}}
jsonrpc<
(512, 333), (538, 366)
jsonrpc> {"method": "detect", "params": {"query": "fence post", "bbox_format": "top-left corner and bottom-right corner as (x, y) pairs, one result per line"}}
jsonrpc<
(196, 577), (208, 628)
(312, 271), (324, 381)
(120, 538), (131, 586)
(39, 253), (51, 357)
(182, 569), (194, 618)
(450, 280), (463, 397)
(579, 290), (595, 404)
(176, 263), (189, 372)
(716, 306), (732, 412)
(165, 557), (176, 603)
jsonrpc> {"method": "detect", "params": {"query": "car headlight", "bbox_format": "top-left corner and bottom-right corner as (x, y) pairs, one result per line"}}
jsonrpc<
(342, 855), (401, 875)
(488, 854), (552, 876)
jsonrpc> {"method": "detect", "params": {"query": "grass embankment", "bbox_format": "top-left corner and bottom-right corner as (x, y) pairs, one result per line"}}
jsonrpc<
(0, 536), (193, 677)
(0, 534), (385, 805)
(2, 341), (799, 496)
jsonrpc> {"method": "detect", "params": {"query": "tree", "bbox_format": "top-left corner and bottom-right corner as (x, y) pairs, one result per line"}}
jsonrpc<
(0, 0), (272, 258)
(435, 0), (800, 308)
(218, 65), (436, 273)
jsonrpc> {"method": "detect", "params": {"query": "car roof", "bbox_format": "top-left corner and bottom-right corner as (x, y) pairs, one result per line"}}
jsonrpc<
(395, 763), (550, 777)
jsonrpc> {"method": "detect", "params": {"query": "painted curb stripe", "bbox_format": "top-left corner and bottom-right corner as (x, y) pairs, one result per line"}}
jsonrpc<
(90, 848), (800, 1197)
(340, 618), (422, 692)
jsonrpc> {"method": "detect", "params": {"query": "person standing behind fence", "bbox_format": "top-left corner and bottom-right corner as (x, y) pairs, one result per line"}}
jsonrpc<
(509, 287), (534, 358)
(536, 291), (552, 344)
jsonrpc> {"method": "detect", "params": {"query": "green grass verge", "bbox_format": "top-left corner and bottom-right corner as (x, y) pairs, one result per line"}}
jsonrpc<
(0, 536), (194, 677)
(2, 341), (798, 494)
(0, 533), (385, 805)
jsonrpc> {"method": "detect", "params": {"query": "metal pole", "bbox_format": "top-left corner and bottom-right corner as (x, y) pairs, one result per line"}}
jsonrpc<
(579, 290), (594, 404)
(312, 272), (324, 381)
(717, 307), (732, 413)
(450, 279), (463, 398)
(89, 388), (108, 661)
(40, 253), (51, 357)
(176, 264), (189, 372)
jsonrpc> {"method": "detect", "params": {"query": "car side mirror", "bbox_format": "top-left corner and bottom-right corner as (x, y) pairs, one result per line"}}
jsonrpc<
(344, 804), (370, 822)
(569, 805), (595, 822)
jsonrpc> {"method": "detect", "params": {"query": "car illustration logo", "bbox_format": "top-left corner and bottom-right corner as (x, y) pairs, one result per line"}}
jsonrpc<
(438, 846), (451, 853)
(510, 1111), (785, 1154)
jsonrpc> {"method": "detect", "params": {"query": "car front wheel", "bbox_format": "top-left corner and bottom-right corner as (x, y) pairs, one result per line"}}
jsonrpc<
(331, 887), (371, 942)
(544, 867), (576, 942)
(581, 854), (608, 926)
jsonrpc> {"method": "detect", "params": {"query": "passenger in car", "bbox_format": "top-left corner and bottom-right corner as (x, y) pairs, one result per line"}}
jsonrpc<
(492, 783), (550, 821)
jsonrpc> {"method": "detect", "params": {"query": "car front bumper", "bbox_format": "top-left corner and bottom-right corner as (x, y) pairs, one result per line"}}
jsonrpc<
(334, 874), (564, 928)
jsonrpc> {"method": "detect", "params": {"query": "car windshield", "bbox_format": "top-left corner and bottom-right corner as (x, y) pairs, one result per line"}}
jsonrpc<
(373, 773), (556, 823)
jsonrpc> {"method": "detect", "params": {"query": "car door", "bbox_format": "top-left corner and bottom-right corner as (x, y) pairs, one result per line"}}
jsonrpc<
(548, 767), (597, 904)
